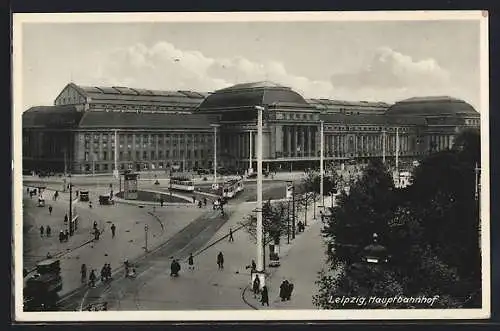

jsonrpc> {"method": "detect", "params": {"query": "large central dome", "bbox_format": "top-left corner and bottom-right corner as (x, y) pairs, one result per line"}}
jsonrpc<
(197, 81), (310, 111)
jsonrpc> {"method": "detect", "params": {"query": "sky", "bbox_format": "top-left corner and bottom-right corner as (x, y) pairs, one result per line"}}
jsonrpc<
(19, 18), (482, 111)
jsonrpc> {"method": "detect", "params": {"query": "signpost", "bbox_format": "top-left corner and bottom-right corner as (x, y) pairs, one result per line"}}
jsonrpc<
(144, 224), (149, 252)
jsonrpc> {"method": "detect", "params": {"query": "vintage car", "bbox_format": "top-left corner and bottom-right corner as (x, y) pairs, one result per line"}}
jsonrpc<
(79, 190), (90, 202)
(99, 195), (114, 205)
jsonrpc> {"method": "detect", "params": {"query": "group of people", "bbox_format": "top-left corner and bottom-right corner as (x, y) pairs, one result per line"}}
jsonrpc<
(252, 276), (269, 306)
(100, 263), (113, 282)
(279, 279), (294, 301)
(197, 197), (208, 208)
(39, 225), (52, 237)
(81, 263), (113, 286)
(58, 229), (70, 242)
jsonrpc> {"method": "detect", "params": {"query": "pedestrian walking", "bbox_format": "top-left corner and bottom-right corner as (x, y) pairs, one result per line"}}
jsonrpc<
(198, 200), (203, 208)
(170, 259), (180, 277)
(93, 221), (98, 230)
(100, 265), (106, 282)
(217, 252), (224, 270)
(280, 280), (289, 301)
(188, 253), (194, 270)
(39, 225), (44, 237)
(203, 197), (207, 206)
(48, 205), (53, 215)
(64, 229), (69, 242)
(111, 223), (116, 238)
(124, 260), (130, 277)
(105, 264), (112, 281)
(251, 259), (257, 272)
(46, 225), (51, 237)
(81, 264), (87, 283)
(228, 228), (234, 242)
(192, 195), (196, 203)
(89, 270), (97, 288)
(286, 282), (294, 301)
(59, 230), (64, 243)
(64, 214), (68, 224)
(261, 285), (269, 306)
(252, 276), (260, 298)
(160, 198), (164, 207)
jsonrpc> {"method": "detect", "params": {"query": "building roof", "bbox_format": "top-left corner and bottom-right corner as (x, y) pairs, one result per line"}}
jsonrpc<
(385, 96), (479, 116)
(320, 113), (427, 126)
(307, 98), (390, 109)
(62, 83), (208, 109)
(77, 111), (219, 129)
(197, 81), (312, 111)
(23, 106), (84, 128)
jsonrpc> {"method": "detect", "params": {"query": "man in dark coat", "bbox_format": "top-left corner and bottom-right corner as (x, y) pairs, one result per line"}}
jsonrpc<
(89, 270), (97, 288)
(279, 280), (289, 301)
(111, 224), (116, 238)
(46, 225), (51, 237)
(188, 253), (194, 270)
(252, 276), (260, 298)
(170, 259), (181, 277)
(217, 252), (224, 269)
(286, 282), (294, 300)
(261, 285), (269, 306)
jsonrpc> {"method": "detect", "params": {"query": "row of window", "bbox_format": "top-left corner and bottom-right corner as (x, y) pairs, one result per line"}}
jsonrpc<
(84, 133), (213, 143)
(324, 126), (410, 132)
(465, 119), (480, 126)
(82, 160), (211, 173)
(89, 104), (194, 111)
(276, 112), (319, 121)
(84, 149), (209, 162)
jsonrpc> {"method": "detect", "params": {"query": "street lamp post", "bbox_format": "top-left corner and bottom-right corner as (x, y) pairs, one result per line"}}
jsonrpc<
(113, 130), (119, 179)
(249, 130), (253, 174)
(211, 124), (220, 186)
(255, 105), (265, 288)
(382, 128), (387, 164)
(320, 120), (325, 207)
(68, 181), (73, 235)
(144, 224), (149, 252)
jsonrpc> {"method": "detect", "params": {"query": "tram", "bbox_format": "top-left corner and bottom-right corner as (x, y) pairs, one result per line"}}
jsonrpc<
(220, 178), (244, 199)
(169, 175), (195, 192)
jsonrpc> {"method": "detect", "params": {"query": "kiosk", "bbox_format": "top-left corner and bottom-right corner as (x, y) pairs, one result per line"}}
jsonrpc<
(123, 173), (139, 200)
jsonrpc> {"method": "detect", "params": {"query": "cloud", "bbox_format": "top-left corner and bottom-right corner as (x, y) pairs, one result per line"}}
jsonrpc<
(71, 42), (477, 109)
(331, 46), (450, 90)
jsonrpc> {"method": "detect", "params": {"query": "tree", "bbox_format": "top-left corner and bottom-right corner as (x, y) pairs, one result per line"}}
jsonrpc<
(316, 130), (482, 309)
(322, 158), (396, 265)
(239, 199), (290, 246)
(301, 168), (339, 195)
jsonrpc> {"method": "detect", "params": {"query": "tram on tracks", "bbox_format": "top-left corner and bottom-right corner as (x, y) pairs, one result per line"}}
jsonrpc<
(218, 177), (244, 199)
(169, 175), (195, 192)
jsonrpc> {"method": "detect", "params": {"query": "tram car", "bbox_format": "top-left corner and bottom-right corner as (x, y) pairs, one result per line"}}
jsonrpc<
(169, 175), (195, 192)
(220, 178), (244, 199)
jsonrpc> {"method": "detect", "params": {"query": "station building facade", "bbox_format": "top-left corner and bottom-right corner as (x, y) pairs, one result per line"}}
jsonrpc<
(22, 81), (480, 174)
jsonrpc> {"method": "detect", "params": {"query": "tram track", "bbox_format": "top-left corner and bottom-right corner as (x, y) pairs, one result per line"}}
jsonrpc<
(58, 208), (231, 311)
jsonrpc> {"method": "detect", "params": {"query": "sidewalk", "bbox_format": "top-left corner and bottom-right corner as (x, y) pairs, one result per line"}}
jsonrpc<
(22, 188), (207, 298)
(106, 202), (258, 310)
(243, 195), (334, 309)
(105, 194), (330, 310)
